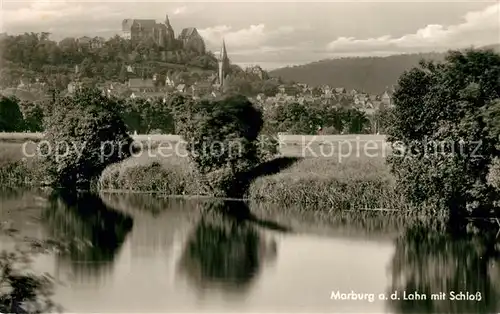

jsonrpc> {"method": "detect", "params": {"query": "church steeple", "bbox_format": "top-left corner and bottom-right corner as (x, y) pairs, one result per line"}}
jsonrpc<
(218, 38), (230, 89)
(220, 38), (228, 61)
(165, 14), (171, 27)
(163, 14), (175, 48)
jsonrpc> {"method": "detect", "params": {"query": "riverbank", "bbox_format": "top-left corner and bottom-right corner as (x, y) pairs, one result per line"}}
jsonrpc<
(0, 135), (401, 211)
(97, 135), (401, 210)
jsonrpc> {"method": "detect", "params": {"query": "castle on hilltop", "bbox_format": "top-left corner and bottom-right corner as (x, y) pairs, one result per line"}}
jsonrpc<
(121, 15), (205, 54)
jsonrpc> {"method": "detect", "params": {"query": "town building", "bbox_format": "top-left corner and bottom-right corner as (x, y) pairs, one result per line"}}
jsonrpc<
(278, 85), (298, 96)
(122, 15), (176, 48)
(75, 36), (106, 50)
(90, 37), (106, 49)
(128, 78), (155, 92)
(191, 82), (213, 97)
(75, 36), (92, 51)
(334, 87), (346, 94)
(245, 65), (268, 80)
(165, 76), (175, 87)
(381, 90), (393, 107)
(178, 27), (206, 54)
(176, 84), (187, 93)
(67, 65), (83, 94)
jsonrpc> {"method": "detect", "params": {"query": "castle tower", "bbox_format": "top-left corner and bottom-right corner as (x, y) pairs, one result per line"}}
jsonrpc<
(165, 14), (172, 29)
(218, 39), (230, 88)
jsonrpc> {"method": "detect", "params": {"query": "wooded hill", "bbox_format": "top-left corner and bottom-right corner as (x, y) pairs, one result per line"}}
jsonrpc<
(270, 45), (500, 94)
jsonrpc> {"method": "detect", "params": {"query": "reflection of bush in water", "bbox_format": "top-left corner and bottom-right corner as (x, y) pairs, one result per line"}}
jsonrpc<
(99, 192), (200, 217)
(178, 201), (277, 292)
(390, 223), (500, 314)
(42, 192), (133, 278)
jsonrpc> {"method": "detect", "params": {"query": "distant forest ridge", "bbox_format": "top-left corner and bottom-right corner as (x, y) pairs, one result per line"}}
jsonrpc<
(269, 44), (500, 94)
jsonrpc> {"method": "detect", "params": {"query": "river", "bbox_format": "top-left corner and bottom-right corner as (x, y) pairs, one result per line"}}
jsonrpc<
(0, 189), (498, 313)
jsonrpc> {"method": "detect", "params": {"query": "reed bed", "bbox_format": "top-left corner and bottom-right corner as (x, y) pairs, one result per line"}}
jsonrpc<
(98, 154), (203, 195)
(0, 142), (40, 187)
(247, 156), (407, 210)
(1, 137), (408, 212)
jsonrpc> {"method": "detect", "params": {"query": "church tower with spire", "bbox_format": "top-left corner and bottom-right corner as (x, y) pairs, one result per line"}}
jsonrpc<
(157, 14), (175, 48)
(218, 39), (230, 89)
(164, 14), (175, 44)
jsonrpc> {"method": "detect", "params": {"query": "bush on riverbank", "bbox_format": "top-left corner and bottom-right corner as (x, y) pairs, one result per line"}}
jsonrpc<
(0, 160), (42, 187)
(95, 152), (406, 211)
(0, 134), (407, 211)
(248, 157), (406, 210)
(0, 144), (42, 186)
(174, 94), (275, 197)
(98, 157), (202, 195)
(387, 49), (500, 218)
(41, 88), (133, 190)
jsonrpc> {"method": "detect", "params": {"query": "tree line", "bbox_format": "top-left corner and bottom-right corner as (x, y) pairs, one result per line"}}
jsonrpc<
(0, 93), (379, 135)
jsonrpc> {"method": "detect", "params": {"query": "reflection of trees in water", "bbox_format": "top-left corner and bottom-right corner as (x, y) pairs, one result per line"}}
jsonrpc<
(100, 192), (203, 257)
(178, 200), (278, 294)
(41, 191), (133, 281)
(390, 222), (500, 314)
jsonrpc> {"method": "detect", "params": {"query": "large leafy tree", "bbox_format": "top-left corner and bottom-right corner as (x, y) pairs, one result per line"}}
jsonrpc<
(41, 88), (133, 189)
(387, 48), (500, 219)
(269, 102), (321, 134)
(264, 102), (370, 135)
(121, 98), (174, 134)
(175, 95), (266, 197)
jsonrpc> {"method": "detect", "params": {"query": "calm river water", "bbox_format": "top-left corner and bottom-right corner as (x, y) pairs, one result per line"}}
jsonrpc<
(0, 189), (499, 313)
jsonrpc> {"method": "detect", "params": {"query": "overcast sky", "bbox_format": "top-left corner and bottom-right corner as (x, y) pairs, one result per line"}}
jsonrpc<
(1, 0), (499, 69)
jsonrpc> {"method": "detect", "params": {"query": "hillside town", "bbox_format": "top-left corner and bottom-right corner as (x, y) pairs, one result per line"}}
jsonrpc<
(0, 14), (394, 127)
(0, 16), (393, 139)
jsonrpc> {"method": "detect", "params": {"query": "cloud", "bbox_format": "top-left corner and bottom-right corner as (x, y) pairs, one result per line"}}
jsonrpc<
(3, 0), (85, 24)
(1, 0), (121, 33)
(172, 6), (187, 15)
(198, 23), (295, 50)
(326, 3), (500, 53)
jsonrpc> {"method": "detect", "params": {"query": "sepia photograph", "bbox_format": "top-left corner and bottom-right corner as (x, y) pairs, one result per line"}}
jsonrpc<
(0, 0), (499, 313)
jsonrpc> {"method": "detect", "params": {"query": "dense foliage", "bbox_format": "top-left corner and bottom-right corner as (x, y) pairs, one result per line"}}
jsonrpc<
(119, 98), (175, 134)
(175, 94), (271, 197)
(41, 88), (133, 189)
(0, 96), (24, 132)
(20, 102), (45, 132)
(387, 49), (500, 219)
(270, 52), (448, 94)
(0, 33), (217, 89)
(0, 92), (374, 136)
(264, 102), (371, 134)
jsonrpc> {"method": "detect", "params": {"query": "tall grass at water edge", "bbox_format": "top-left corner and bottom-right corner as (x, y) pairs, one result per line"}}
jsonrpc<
(0, 143), (41, 187)
(248, 156), (407, 211)
(1, 138), (407, 212)
(98, 147), (406, 211)
(98, 154), (204, 195)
